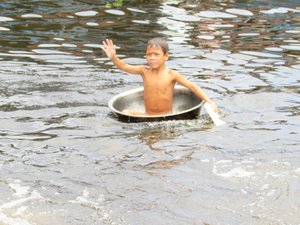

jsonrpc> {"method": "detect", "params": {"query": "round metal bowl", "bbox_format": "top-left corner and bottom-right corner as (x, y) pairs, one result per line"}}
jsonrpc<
(108, 86), (204, 122)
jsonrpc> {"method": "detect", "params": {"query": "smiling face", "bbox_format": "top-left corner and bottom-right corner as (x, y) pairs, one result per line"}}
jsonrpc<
(146, 46), (169, 69)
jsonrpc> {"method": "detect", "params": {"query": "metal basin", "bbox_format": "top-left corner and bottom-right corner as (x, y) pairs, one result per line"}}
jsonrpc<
(108, 86), (204, 122)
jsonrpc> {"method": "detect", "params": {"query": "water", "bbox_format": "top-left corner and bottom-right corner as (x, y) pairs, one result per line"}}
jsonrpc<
(0, 0), (299, 224)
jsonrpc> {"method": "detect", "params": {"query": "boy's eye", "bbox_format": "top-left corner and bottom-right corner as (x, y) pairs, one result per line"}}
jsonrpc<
(146, 53), (160, 56)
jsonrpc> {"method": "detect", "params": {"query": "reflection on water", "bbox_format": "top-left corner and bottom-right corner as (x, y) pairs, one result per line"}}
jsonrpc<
(0, 0), (300, 224)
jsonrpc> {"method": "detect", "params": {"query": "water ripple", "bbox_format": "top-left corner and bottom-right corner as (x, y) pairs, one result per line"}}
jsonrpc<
(0, 1), (299, 224)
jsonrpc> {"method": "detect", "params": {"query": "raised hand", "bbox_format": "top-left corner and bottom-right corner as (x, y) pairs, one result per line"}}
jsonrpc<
(101, 39), (116, 59)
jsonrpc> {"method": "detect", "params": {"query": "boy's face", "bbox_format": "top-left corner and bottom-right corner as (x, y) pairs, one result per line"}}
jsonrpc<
(146, 46), (169, 69)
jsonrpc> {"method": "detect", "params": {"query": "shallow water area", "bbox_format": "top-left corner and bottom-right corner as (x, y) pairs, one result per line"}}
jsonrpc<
(0, 0), (300, 225)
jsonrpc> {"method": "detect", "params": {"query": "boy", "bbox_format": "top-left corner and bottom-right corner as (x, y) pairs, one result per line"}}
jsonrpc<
(101, 37), (217, 115)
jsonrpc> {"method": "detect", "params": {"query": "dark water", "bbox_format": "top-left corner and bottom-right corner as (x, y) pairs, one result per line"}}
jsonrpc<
(0, 0), (299, 224)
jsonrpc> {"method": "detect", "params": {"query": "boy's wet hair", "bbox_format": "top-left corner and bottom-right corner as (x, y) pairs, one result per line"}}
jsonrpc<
(147, 37), (169, 54)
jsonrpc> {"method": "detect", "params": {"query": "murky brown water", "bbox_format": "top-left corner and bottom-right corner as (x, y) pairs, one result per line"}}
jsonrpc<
(0, 0), (299, 224)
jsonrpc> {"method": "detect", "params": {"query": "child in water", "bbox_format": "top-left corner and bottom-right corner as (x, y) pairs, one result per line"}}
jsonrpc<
(101, 37), (218, 115)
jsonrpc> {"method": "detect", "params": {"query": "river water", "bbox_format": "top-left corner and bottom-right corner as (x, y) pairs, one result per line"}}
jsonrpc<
(0, 0), (299, 224)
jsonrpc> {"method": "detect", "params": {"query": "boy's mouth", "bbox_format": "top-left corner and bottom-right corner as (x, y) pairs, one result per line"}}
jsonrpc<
(149, 61), (157, 65)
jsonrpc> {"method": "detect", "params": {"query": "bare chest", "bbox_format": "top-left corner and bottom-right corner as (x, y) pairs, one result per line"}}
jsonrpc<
(142, 72), (175, 92)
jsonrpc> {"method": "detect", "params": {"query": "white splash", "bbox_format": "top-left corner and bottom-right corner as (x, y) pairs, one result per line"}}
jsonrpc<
(0, 180), (43, 225)
(213, 161), (255, 178)
(69, 188), (104, 211)
(0, 212), (32, 225)
(215, 167), (255, 178)
(8, 181), (30, 197)
(1, 190), (42, 209)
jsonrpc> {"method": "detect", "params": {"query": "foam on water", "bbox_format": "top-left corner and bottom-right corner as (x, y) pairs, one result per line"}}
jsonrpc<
(8, 181), (30, 197)
(69, 189), (104, 211)
(0, 212), (32, 225)
(0, 180), (43, 225)
(213, 161), (255, 178)
(0, 1), (299, 224)
(68, 188), (122, 224)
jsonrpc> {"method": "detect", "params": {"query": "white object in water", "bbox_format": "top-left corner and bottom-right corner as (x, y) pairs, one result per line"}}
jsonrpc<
(204, 102), (226, 126)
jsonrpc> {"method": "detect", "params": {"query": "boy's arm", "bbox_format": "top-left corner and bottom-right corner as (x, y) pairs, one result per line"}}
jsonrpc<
(101, 39), (144, 75)
(173, 71), (218, 111)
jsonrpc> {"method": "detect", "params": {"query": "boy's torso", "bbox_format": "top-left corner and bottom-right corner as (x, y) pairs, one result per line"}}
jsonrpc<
(141, 67), (176, 114)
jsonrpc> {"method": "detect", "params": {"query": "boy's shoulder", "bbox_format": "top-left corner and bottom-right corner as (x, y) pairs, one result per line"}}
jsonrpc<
(168, 68), (181, 76)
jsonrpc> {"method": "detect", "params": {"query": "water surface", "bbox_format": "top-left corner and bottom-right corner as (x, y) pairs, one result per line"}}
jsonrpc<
(0, 0), (299, 224)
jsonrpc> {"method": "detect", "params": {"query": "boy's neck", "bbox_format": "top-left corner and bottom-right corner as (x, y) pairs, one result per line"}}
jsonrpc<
(149, 64), (167, 74)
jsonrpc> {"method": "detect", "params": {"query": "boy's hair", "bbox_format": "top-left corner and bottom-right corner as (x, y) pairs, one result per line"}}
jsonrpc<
(147, 37), (169, 54)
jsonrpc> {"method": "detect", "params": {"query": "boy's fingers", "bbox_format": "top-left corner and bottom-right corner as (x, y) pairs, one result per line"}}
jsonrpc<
(102, 41), (108, 48)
